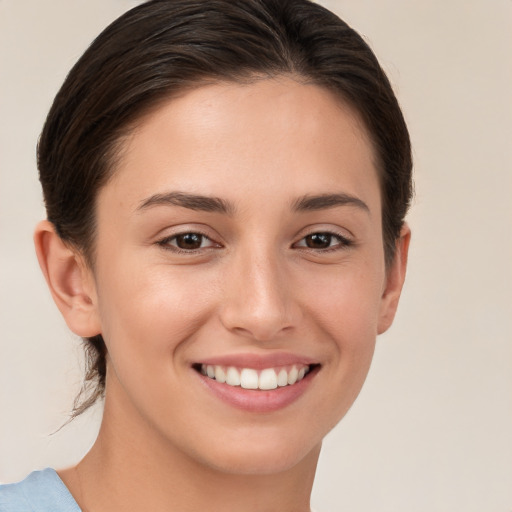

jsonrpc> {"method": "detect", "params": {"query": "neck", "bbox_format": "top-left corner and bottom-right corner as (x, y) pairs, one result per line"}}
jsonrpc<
(61, 395), (320, 512)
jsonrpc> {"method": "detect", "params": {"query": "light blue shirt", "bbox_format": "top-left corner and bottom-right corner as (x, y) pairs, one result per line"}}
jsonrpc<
(1, 468), (319, 511)
(0, 468), (81, 512)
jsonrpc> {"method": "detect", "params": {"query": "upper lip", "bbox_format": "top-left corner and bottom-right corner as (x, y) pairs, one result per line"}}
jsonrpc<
(194, 352), (319, 370)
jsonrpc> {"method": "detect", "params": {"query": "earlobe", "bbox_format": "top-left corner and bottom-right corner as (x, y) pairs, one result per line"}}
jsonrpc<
(34, 220), (102, 337)
(377, 224), (411, 334)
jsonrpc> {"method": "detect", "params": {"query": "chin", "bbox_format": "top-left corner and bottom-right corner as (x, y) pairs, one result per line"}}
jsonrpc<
(189, 427), (323, 476)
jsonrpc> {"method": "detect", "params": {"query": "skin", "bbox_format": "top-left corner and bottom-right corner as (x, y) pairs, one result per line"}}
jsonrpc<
(35, 77), (410, 512)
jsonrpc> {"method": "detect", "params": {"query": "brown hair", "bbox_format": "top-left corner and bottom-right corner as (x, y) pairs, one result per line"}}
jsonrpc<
(37, 0), (412, 417)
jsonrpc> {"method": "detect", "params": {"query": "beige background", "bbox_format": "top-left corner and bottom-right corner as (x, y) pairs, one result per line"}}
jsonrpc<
(1, 1), (511, 510)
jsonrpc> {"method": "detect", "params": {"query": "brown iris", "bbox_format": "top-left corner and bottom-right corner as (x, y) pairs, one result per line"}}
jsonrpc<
(175, 233), (204, 250)
(304, 233), (334, 249)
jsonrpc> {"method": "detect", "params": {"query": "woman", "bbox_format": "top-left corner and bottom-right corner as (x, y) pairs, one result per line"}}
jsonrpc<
(0, 0), (412, 510)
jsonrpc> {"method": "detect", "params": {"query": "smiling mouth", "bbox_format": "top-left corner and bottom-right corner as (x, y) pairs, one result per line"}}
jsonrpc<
(193, 363), (318, 391)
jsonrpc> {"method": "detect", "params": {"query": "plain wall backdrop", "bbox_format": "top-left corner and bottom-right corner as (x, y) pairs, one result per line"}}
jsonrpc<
(1, 1), (511, 510)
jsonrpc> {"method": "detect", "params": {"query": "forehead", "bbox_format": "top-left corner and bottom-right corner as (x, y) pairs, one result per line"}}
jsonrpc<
(103, 77), (380, 211)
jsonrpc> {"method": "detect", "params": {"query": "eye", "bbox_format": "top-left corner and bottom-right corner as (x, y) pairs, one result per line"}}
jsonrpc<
(294, 232), (351, 251)
(158, 232), (219, 251)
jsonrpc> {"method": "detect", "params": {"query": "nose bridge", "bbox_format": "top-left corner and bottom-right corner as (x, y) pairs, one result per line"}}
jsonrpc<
(220, 240), (296, 341)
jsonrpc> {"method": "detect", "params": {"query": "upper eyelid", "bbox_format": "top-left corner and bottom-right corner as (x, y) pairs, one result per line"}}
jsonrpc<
(154, 224), (220, 242)
(293, 232), (352, 247)
(159, 229), (211, 240)
(294, 227), (353, 242)
(292, 221), (355, 239)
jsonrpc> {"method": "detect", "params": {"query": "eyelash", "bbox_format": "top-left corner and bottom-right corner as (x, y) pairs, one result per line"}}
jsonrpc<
(293, 231), (353, 252)
(156, 230), (353, 254)
(156, 231), (219, 254)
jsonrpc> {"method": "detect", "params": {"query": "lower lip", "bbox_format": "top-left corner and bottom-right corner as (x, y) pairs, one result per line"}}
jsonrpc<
(196, 367), (319, 413)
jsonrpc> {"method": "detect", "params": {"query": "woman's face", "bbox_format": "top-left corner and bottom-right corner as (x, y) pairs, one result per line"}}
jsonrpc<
(87, 77), (404, 474)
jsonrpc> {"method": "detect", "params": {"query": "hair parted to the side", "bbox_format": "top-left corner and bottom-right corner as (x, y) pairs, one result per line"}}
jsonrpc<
(37, 0), (412, 418)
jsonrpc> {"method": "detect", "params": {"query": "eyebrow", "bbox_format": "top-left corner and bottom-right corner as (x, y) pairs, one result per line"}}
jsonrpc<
(137, 191), (235, 215)
(292, 193), (370, 214)
(137, 191), (369, 216)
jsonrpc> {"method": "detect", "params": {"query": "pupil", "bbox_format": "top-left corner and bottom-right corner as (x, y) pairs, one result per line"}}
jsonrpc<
(306, 233), (331, 249)
(177, 233), (202, 249)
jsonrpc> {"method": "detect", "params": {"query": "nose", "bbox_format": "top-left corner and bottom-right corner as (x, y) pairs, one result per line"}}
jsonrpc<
(219, 247), (300, 342)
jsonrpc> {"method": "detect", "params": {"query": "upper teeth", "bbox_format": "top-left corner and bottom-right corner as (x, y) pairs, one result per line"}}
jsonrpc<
(201, 364), (310, 390)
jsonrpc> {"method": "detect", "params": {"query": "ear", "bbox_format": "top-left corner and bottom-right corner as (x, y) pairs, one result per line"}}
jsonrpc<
(377, 224), (411, 334)
(34, 220), (102, 337)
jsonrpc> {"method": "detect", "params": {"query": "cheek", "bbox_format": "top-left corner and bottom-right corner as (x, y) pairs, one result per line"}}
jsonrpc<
(93, 252), (218, 373)
(302, 260), (384, 339)
(299, 263), (383, 413)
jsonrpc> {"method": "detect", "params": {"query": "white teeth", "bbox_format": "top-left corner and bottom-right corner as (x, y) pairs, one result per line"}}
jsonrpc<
(214, 366), (226, 383)
(200, 363), (312, 390)
(226, 366), (241, 386)
(287, 366), (299, 385)
(259, 368), (277, 390)
(277, 368), (288, 387)
(240, 368), (259, 389)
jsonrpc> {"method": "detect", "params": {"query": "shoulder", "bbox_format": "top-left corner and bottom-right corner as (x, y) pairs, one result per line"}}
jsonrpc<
(0, 469), (81, 512)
